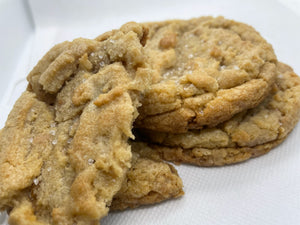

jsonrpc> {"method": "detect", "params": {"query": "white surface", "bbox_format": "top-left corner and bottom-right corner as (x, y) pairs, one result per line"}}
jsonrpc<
(0, 0), (33, 102)
(0, 0), (300, 224)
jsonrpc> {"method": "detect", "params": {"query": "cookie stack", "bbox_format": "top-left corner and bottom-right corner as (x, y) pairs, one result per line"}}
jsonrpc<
(0, 17), (299, 225)
(134, 17), (300, 166)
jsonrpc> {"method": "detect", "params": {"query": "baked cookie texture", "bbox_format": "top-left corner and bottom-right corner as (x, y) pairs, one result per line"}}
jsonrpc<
(137, 63), (300, 166)
(0, 22), (153, 225)
(1, 15), (299, 225)
(135, 16), (277, 133)
(111, 142), (184, 211)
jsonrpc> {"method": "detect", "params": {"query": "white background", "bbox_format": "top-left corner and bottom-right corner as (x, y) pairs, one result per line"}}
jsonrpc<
(0, 0), (300, 224)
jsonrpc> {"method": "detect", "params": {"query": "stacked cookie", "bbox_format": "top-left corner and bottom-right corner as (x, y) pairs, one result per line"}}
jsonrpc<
(136, 62), (300, 166)
(134, 17), (300, 166)
(0, 17), (299, 225)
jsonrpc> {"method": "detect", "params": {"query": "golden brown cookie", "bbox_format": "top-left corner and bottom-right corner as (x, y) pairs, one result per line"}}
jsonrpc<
(0, 22), (151, 225)
(135, 16), (277, 133)
(111, 142), (184, 211)
(137, 63), (300, 166)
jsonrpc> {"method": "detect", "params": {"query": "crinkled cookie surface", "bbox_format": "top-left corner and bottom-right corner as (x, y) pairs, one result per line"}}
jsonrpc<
(111, 142), (184, 211)
(0, 22), (152, 225)
(2, 16), (300, 225)
(137, 63), (300, 166)
(135, 16), (277, 133)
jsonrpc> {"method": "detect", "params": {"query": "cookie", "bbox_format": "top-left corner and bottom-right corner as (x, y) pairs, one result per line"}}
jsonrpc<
(0, 22), (151, 225)
(134, 16), (277, 133)
(137, 63), (300, 166)
(111, 142), (184, 211)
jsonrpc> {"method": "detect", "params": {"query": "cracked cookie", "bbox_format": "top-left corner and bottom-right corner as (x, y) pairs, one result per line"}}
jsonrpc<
(0, 22), (152, 225)
(135, 16), (277, 133)
(137, 63), (300, 166)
